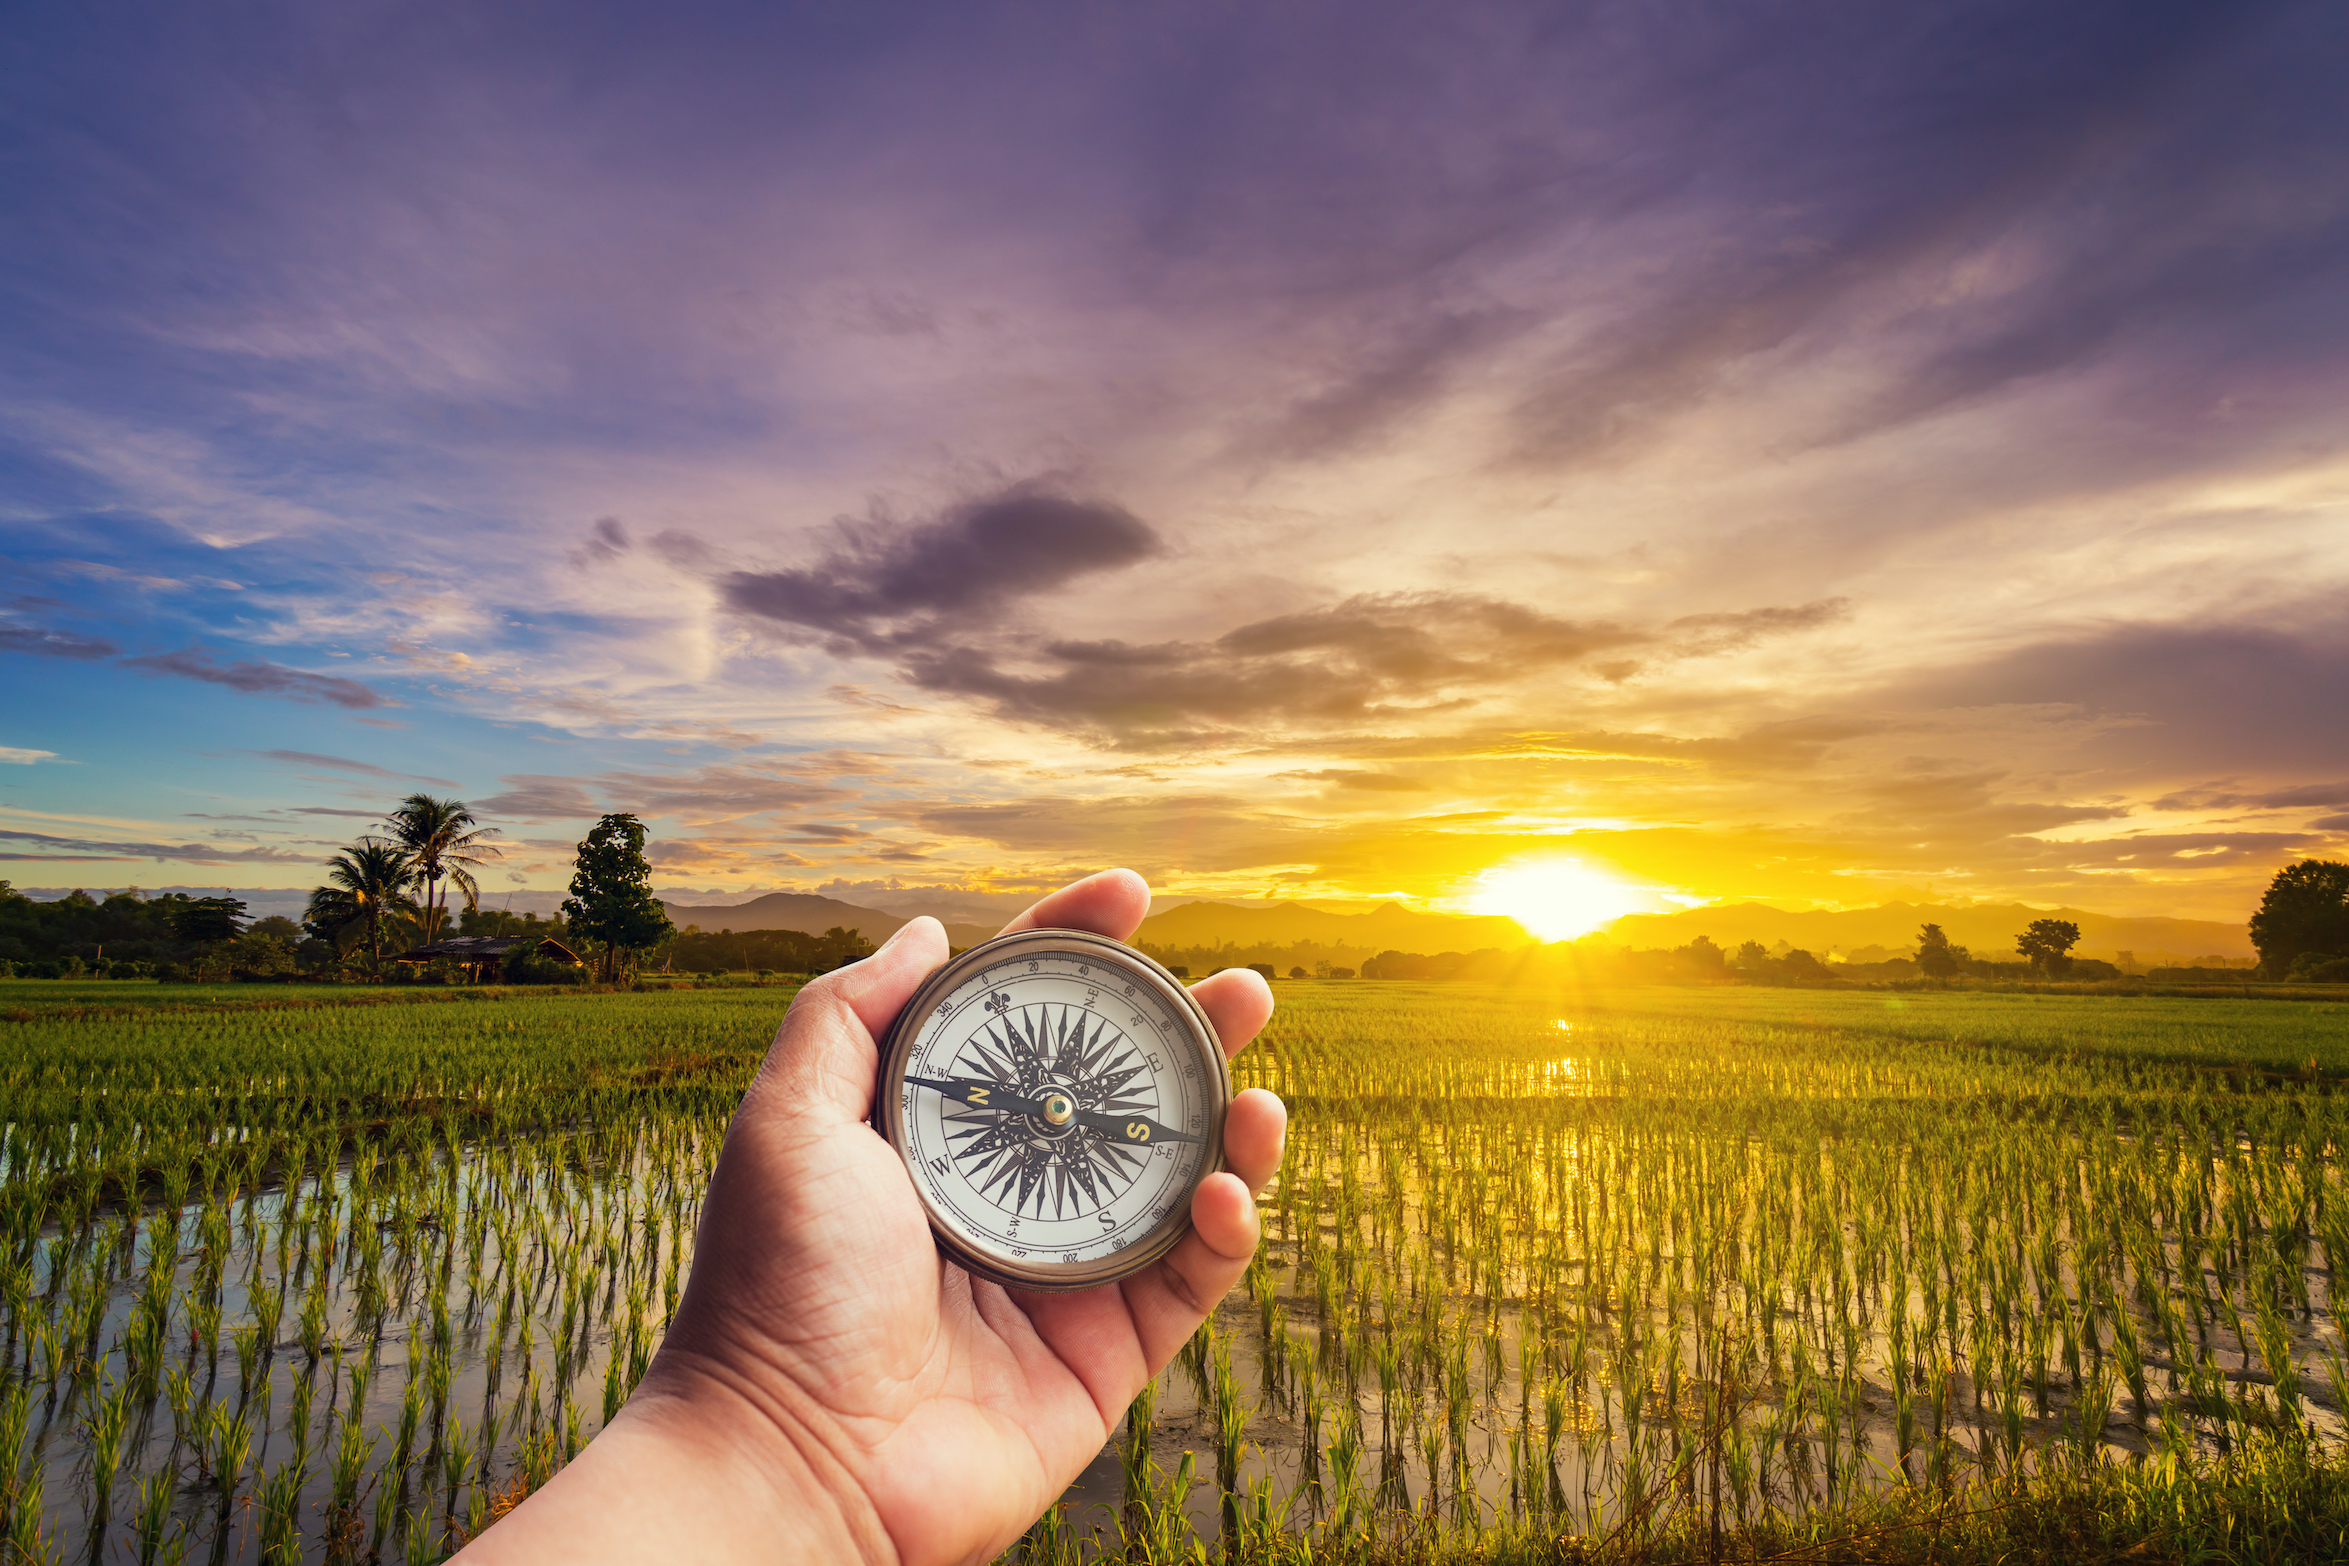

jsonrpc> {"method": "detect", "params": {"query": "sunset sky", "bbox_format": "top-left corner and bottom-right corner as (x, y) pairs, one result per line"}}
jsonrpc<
(4, 2), (2347, 925)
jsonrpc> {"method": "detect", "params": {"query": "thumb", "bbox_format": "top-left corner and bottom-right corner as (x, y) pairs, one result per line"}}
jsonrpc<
(753, 918), (950, 1124)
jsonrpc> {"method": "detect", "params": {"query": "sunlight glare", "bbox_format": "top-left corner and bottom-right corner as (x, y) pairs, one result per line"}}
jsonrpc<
(1467, 859), (1650, 941)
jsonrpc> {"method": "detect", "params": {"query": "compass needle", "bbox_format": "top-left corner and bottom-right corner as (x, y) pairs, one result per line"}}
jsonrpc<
(878, 928), (1232, 1289)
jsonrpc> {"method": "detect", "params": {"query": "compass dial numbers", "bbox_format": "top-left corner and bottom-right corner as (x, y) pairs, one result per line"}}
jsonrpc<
(898, 955), (1211, 1271)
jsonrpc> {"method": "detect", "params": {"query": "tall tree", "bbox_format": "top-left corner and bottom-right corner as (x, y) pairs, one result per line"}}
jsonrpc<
(2015, 918), (2082, 976)
(305, 838), (422, 978)
(166, 895), (247, 946)
(562, 814), (674, 982)
(2248, 859), (2349, 977)
(1915, 923), (1960, 979)
(387, 795), (503, 945)
(166, 895), (247, 979)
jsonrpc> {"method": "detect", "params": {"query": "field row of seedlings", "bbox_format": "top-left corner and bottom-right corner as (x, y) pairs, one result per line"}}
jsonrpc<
(7, 979), (2349, 1563)
(0, 991), (769, 1563)
(1023, 986), (2349, 1561)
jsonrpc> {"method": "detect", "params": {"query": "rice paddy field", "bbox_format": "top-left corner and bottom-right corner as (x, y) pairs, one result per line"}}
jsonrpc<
(5, 976), (2349, 1563)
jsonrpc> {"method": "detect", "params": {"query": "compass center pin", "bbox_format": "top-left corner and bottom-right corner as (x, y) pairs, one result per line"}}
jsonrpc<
(1042, 1092), (1074, 1126)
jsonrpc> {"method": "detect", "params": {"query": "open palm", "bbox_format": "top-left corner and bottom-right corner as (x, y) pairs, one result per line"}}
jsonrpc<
(466, 869), (1283, 1566)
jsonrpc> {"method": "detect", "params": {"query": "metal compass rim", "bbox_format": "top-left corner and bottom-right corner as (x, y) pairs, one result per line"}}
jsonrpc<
(874, 926), (1231, 1291)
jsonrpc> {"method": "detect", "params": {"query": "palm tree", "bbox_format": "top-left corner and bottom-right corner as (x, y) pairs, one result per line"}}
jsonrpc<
(387, 795), (504, 946)
(305, 838), (422, 978)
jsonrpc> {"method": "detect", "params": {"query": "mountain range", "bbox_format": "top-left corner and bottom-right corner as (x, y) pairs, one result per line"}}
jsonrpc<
(1132, 899), (1528, 954)
(658, 890), (2252, 967)
(659, 892), (998, 948)
(1598, 901), (2252, 964)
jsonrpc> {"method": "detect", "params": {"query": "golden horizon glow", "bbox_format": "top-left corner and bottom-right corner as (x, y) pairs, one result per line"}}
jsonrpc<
(1464, 858), (1654, 942)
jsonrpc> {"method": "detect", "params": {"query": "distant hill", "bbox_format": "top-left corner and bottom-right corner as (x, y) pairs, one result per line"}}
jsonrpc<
(1134, 899), (1530, 954)
(660, 892), (994, 949)
(1599, 900), (2253, 964)
(656, 888), (2252, 968)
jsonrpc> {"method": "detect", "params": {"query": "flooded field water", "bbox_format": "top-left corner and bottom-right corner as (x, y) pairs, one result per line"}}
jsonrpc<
(5, 980), (2349, 1561)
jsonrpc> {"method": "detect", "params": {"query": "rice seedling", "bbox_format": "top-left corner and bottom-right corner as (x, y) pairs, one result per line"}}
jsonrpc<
(8, 973), (2349, 1561)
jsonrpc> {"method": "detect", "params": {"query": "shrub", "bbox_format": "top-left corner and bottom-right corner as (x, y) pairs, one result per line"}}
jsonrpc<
(501, 952), (581, 986)
(2289, 952), (2349, 984)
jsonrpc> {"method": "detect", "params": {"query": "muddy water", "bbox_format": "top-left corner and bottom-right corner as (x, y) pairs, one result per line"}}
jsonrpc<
(13, 1144), (680, 1566)
(17, 1028), (2349, 1563)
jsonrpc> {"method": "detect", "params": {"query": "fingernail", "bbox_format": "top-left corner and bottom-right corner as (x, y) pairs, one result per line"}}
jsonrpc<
(876, 916), (932, 952)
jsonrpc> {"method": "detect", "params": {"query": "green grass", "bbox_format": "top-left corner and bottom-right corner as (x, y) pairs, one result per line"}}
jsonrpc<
(7, 979), (2349, 1563)
(1559, 984), (2349, 1076)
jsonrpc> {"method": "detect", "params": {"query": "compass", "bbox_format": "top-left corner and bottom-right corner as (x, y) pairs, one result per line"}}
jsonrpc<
(875, 927), (1231, 1290)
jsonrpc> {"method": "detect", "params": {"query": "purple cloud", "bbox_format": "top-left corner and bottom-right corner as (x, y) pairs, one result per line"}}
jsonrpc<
(0, 623), (119, 659)
(122, 649), (382, 710)
(722, 488), (1162, 653)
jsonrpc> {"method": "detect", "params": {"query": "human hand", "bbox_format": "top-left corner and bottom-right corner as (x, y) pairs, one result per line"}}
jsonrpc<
(462, 868), (1285, 1566)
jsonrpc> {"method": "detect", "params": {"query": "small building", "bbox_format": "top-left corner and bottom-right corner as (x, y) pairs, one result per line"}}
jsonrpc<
(394, 935), (582, 981)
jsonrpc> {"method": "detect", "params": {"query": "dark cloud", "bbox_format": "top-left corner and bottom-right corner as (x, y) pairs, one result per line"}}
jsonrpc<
(2153, 780), (2349, 812)
(474, 777), (600, 822)
(1894, 621), (2349, 776)
(904, 591), (1642, 746)
(597, 764), (854, 820)
(0, 622), (119, 659)
(1488, 5), (2323, 466)
(0, 828), (312, 864)
(246, 750), (459, 787)
(475, 762), (855, 825)
(721, 488), (1163, 653)
(121, 649), (382, 709)
(783, 823), (866, 842)
(1843, 767), (2128, 842)
(1276, 769), (1430, 792)
(642, 837), (816, 871)
(571, 517), (631, 567)
(1669, 599), (1852, 655)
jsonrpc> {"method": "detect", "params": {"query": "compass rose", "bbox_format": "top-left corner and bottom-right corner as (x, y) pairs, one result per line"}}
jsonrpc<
(909, 1003), (1185, 1220)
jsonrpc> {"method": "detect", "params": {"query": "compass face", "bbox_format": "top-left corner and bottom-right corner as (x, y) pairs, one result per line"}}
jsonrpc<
(875, 928), (1229, 1290)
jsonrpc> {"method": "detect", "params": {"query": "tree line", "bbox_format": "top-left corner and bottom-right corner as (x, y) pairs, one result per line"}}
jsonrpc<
(299, 800), (678, 982)
(0, 886), (294, 980)
(0, 795), (892, 985)
(0, 799), (682, 983)
(9, 850), (2344, 987)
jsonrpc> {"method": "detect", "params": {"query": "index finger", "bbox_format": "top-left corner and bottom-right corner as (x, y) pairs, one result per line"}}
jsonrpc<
(995, 867), (1151, 942)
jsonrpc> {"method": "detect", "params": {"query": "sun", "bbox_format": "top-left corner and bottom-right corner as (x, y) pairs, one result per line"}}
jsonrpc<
(1465, 858), (1651, 942)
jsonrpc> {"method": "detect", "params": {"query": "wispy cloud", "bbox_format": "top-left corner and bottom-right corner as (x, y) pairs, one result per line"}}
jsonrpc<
(721, 487), (1164, 654)
(244, 751), (458, 787)
(0, 623), (119, 660)
(0, 0), (2343, 918)
(120, 649), (385, 710)
(0, 828), (314, 865)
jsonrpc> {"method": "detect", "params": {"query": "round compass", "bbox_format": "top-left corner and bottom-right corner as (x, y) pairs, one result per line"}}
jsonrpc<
(875, 927), (1231, 1290)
